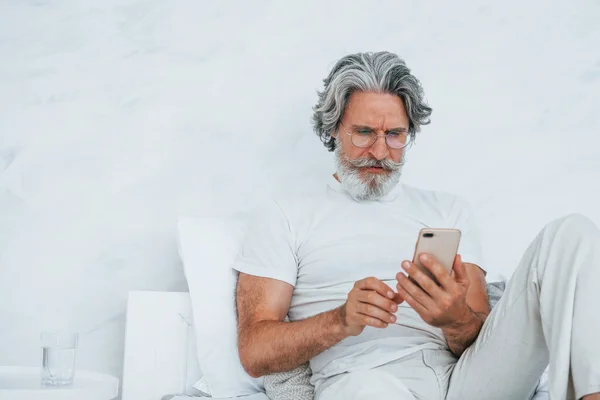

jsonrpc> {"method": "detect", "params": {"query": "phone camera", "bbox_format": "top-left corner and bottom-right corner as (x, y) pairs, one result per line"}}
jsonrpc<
(423, 233), (434, 238)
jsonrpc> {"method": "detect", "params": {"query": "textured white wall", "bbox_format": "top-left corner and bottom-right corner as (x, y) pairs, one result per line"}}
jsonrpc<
(1, 0), (599, 393)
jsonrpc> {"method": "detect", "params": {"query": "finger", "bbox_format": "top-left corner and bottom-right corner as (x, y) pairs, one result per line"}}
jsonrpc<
(400, 261), (444, 300)
(395, 283), (428, 316)
(452, 254), (469, 284)
(355, 313), (389, 329)
(396, 273), (436, 310)
(356, 289), (399, 315)
(418, 253), (455, 289)
(356, 302), (397, 324)
(355, 277), (395, 299)
(392, 292), (404, 305)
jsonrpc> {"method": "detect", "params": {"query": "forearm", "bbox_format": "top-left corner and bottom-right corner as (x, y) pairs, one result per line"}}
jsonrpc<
(238, 307), (348, 377)
(442, 307), (488, 356)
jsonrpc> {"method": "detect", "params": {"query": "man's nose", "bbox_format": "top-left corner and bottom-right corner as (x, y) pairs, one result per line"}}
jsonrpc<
(369, 135), (389, 160)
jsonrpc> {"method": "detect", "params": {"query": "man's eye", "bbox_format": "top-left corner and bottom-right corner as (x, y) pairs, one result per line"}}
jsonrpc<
(357, 130), (373, 136)
(387, 131), (401, 137)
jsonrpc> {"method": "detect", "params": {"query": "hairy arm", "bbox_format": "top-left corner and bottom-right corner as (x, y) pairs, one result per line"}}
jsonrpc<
(442, 262), (489, 356)
(236, 273), (348, 378)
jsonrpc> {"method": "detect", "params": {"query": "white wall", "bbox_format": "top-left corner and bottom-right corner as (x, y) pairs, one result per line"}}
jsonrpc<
(1, 0), (599, 392)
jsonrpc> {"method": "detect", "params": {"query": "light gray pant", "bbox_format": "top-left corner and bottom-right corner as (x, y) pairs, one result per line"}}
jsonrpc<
(317, 214), (600, 400)
(316, 348), (456, 400)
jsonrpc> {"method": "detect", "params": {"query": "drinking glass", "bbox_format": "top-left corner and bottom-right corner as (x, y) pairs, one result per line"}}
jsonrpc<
(41, 331), (79, 386)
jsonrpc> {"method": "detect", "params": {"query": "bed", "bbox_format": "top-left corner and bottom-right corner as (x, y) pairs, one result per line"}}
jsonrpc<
(121, 290), (549, 400)
(121, 291), (199, 400)
(121, 290), (270, 400)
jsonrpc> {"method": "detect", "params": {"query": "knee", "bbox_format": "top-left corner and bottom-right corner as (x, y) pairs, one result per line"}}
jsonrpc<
(548, 213), (599, 239)
(539, 213), (600, 276)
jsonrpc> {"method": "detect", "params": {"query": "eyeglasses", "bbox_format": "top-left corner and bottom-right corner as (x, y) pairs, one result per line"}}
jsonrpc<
(339, 122), (412, 149)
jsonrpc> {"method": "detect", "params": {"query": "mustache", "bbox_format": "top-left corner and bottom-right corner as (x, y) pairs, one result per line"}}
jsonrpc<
(346, 157), (404, 171)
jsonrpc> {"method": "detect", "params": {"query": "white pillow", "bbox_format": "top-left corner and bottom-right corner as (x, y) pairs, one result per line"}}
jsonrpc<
(177, 217), (264, 397)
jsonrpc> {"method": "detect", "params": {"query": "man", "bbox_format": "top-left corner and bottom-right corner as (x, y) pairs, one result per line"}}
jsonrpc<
(234, 51), (600, 400)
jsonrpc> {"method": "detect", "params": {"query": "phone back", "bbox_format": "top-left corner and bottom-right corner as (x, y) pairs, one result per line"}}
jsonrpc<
(412, 228), (462, 276)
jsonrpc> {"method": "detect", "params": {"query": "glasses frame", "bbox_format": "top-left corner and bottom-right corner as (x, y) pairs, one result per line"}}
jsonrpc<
(339, 121), (413, 149)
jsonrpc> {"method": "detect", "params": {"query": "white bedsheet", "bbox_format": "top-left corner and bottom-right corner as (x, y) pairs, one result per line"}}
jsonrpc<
(163, 369), (550, 400)
(166, 394), (270, 400)
(164, 381), (548, 400)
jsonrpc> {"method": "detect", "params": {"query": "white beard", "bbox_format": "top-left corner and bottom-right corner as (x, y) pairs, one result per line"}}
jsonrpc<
(334, 143), (404, 201)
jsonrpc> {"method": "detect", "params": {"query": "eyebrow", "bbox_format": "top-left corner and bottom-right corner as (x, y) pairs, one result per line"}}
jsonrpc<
(350, 124), (408, 133)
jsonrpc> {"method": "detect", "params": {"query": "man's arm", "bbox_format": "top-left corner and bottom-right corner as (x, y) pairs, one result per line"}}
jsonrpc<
(237, 273), (400, 378)
(441, 262), (489, 356)
(236, 273), (347, 378)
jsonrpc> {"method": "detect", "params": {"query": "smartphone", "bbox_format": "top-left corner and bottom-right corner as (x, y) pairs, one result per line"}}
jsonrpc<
(411, 228), (461, 285)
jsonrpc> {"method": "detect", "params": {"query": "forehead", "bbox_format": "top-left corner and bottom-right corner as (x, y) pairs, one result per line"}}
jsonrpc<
(343, 91), (408, 127)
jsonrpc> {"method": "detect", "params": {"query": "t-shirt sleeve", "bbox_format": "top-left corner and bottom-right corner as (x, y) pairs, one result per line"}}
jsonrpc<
(447, 196), (486, 274)
(233, 199), (299, 286)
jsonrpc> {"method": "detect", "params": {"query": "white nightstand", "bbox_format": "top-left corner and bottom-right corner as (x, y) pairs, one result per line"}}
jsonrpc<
(0, 366), (119, 400)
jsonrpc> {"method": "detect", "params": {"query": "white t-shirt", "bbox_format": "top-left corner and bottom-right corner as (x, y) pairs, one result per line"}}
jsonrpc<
(233, 175), (485, 389)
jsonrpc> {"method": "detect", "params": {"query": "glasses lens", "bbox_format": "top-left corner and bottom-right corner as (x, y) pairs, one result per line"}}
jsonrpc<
(351, 132), (374, 147)
(386, 133), (409, 149)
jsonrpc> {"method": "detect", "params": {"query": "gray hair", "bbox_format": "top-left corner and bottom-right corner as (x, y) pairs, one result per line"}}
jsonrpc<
(311, 51), (433, 152)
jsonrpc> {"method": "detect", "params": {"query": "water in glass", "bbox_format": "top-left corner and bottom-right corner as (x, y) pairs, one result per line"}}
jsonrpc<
(40, 332), (78, 386)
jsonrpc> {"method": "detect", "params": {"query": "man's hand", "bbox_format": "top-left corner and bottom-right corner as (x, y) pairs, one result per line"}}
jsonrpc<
(395, 254), (472, 329)
(337, 277), (403, 336)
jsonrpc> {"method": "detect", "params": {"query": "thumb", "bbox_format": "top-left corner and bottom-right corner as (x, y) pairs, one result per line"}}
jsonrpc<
(453, 254), (469, 284)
